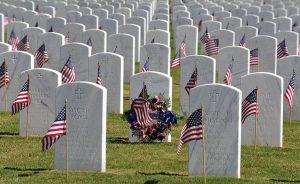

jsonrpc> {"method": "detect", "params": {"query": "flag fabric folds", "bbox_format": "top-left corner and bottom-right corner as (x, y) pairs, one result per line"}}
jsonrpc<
(86, 37), (92, 46)
(96, 64), (102, 85)
(61, 56), (75, 83)
(185, 67), (197, 95)
(205, 38), (219, 56)
(8, 29), (19, 51)
(250, 48), (259, 65)
(224, 64), (233, 86)
(0, 61), (9, 88)
(17, 35), (30, 51)
(142, 57), (150, 72)
(138, 84), (149, 99)
(242, 89), (259, 123)
(180, 40), (187, 57)
(35, 44), (49, 68)
(11, 79), (31, 115)
(171, 50), (181, 68)
(42, 105), (67, 151)
(277, 40), (289, 59)
(284, 69), (296, 108)
(239, 34), (246, 47)
(131, 98), (152, 127)
(177, 108), (203, 155)
(200, 28), (210, 44)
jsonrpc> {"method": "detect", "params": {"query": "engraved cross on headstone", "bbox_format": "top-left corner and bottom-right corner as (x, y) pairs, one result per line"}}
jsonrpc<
(209, 90), (220, 102)
(36, 72), (43, 79)
(11, 55), (17, 64)
(75, 88), (84, 99)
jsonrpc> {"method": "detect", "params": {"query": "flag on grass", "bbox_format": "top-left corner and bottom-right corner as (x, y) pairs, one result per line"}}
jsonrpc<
(0, 60), (9, 88)
(177, 108), (203, 155)
(61, 56), (75, 83)
(284, 69), (296, 108)
(277, 40), (289, 59)
(8, 29), (19, 51)
(42, 105), (66, 151)
(242, 89), (258, 123)
(185, 67), (197, 95)
(142, 57), (150, 72)
(11, 79), (31, 115)
(35, 44), (49, 68)
(250, 48), (259, 65)
(17, 35), (30, 51)
(131, 98), (152, 127)
(224, 63), (233, 86)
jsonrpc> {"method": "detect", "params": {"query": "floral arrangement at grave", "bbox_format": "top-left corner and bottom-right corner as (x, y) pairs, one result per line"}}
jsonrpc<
(124, 91), (177, 142)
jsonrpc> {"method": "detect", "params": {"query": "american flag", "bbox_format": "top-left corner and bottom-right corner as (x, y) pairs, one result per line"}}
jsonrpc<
(250, 48), (259, 65)
(185, 67), (197, 95)
(151, 37), (155, 43)
(0, 61), (9, 88)
(239, 34), (246, 47)
(142, 57), (150, 72)
(205, 38), (219, 56)
(224, 63), (233, 86)
(48, 27), (53, 32)
(225, 22), (229, 29)
(8, 29), (19, 51)
(35, 44), (49, 68)
(138, 84), (149, 99)
(17, 35), (30, 51)
(61, 56), (75, 83)
(96, 64), (102, 85)
(42, 105), (67, 151)
(86, 37), (92, 46)
(292, 22), (297, 30)
(180, 40), (187, 57)
(242, 88), (259, 123)
(131, 97), (152, 127)
(198, 20), (202, 31)
(11, 79), (31, 115)
(171, 50), (181, 68)
(177, 108), (203, 155)
(284, 69), (296, 108)
(65, 32), (71, 44)
(200, 28), (210, 44)
(277, 40), (289, 59)
(35, 22), (39, 27)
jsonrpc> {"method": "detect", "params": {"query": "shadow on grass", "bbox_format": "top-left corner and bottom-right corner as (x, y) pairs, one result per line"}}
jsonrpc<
(4, 167), (50, 177)
(0, 132), (19, 136)
(107, 137), (130, 144)
(144, 179), (159, 184)
(137, 171), (185, 176)
(270, 179), (300, 183)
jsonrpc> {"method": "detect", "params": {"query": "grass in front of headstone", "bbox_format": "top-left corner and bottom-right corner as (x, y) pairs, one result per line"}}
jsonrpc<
(1, 110), (300, 183)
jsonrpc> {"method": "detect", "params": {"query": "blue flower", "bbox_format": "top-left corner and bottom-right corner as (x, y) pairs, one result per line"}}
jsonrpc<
(162, 111), (177, 125)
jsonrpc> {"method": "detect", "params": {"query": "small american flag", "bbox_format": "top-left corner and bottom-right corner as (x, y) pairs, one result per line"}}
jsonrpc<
(277, 40), (289, 59)
(96, 64), (102, 85)
(224, 63), (233, 86)
(198, 20), (202, 31)
(180, 40), (187, 57)
(11, 79), (31, 115)
(151, 37), (155, 43)
(48, 27), (53, 32)
(86, 37), (92, 46)
(171, 50), (181, 68)
(239, 34), (246, 47)
(131, 98), (152, 127)
(8, 29), (19, 51)
(284, 69), (296, 108)
(185, 67), (197, 95)
(225, 22), (229, 29)
(177, 108), (203, 155)
(0, 60), (9, 88)
(42, 105), (67, 151)
(35, 21), (39, 27)
(65, 32), (71, 44)
(292, 22), (297, 30)
(250, 48), (259, 65)
(200, 28), (210, 44)
(138, 84), (149, 99)
(35, 44), (49, 68)
(61, 56), (75, 83)
(205, 38), (219, 56)
(242, 89), (259, 123)
(142, 57), (150, 72)
(113, 45), (118, 53)
(17, 35), (30, 51)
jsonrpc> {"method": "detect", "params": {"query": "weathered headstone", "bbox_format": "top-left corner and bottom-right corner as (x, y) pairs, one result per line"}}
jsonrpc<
(79, 14), (98, 29)
(146, 29), (169, 46)
(175, 25), (197, 56)
(63, 23), (85, 43)
(98, 18), (118, 38)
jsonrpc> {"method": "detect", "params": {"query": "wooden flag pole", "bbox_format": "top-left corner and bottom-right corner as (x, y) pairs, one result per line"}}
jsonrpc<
(254, 85), (258, 149)
(26, 74), (30, 139)
(65, 98), (69, 178)
(201, 105), (207, 184)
